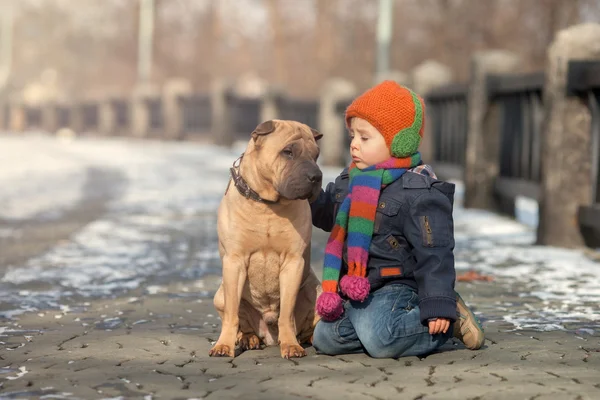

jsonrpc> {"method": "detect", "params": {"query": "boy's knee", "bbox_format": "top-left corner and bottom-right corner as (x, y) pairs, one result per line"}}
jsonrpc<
(312, 321), (335, 353)
(312, 318), (359, 356)
(362, 339), (405, 359)
(363, 331), (450, 359)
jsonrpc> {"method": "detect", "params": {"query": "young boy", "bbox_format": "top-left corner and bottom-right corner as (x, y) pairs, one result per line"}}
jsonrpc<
(310, 80), (484, 358)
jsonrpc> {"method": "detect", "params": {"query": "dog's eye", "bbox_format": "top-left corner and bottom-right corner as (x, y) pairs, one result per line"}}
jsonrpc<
(282, 149), (293, 159)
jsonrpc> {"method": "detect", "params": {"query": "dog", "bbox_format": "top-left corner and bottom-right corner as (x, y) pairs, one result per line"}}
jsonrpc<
(209, 120), (323, 359)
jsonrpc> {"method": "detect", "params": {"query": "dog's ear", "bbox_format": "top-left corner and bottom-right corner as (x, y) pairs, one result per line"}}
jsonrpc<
(251, 120), (276, 141)
(311, 128), (323, 142)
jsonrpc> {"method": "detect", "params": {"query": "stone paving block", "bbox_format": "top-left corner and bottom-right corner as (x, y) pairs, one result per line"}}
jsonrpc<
(199, 374), (264, 392)
(498, 385), (585, 399)
(3, 278), (600, 399)
(259, 369), (343, 394)
(541, 368), (600, 389)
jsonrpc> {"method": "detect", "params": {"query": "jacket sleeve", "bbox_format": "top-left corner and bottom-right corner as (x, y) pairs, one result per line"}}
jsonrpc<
(310, 181), (337, 232)
(402, 188), (457, 325)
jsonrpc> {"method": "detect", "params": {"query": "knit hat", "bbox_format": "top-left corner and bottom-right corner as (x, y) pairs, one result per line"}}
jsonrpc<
(345, 80), (425, 158)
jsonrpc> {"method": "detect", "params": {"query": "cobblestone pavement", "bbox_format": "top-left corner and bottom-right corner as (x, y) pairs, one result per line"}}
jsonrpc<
(1, 135), (599, 399)
(1, 274), (599, 400)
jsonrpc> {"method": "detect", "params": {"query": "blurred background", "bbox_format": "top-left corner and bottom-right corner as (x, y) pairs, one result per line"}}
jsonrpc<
(2, 0), (600, 102)
(1, 0), (600, 335)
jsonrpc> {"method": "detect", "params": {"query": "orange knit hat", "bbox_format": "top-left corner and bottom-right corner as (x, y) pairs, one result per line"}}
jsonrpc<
(345, 80), (425, 158)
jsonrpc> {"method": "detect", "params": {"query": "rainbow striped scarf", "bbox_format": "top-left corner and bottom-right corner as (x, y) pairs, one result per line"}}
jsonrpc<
(316, 153), (422, 321)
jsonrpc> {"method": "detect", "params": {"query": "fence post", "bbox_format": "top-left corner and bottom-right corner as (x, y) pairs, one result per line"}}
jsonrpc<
(318, 78), (356, 166)
(410, 60), (453, 164)
(260, 86), (281, 123)
(98, 96), (116, 136)
(131, 85), (157, 137)
(537, 23), (600, 248)
(9, 100), (25, 132)
(0, 98), (7, 130)
(163, 78), (192, 140)
(374, 69), (409, 86)
(211, 78), (233, 146)
(464, 50), (521, 210)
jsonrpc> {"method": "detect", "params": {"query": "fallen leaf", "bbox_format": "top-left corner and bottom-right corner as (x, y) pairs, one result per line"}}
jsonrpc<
(456, 270), (494, 282)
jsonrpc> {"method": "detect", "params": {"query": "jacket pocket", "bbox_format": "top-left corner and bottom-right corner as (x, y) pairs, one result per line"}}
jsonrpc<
(387, 290), (429, 338)
(375, 238), (411, 279)
(391, 290), (419, 312)
(418, 215), (451, 247)
(374, 198), (402, 233)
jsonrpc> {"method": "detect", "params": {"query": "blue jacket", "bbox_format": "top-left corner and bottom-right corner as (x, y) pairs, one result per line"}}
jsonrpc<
(311, 167), (457, 325)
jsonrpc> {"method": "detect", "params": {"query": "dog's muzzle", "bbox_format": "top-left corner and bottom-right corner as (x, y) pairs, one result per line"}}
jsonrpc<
(278, 162), (323, 200)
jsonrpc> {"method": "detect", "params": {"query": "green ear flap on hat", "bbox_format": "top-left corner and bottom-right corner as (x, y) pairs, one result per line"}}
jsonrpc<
(390, 92), (424, 158)
(391, 130), (421, 157)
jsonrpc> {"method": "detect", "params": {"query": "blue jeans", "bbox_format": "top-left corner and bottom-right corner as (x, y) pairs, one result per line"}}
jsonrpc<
(313, 284), (453, 358)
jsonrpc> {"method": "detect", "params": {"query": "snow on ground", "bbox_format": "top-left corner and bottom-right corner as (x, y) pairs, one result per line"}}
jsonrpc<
(0, 133), (232, 317)
(0, 133), (599, 331)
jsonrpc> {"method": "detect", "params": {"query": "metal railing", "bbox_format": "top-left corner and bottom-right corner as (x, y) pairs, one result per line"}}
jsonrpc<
(56, 105), (71, 129)
(226, 91), (261, 141)
(25, 105), (42, 129)
(179, 94), (211, 136)
(488, 72), (545, 204)
(81, 102), (99, 131)
(336, 98), (352, 166)
(112, 99), (129, 133)
(425, 83), (469, 181)
(276, 96), (319, 129)
(145, 98), (163, 132)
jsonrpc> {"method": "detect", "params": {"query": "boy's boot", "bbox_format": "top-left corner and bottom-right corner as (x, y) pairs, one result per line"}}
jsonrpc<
(453, 292), (485, 350)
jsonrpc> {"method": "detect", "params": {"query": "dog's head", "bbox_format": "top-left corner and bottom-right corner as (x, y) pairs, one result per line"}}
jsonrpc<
(246, 119), (323, 201)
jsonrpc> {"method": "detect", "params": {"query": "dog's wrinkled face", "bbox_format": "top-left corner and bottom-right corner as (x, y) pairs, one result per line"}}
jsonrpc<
(250, 120), (323, 201)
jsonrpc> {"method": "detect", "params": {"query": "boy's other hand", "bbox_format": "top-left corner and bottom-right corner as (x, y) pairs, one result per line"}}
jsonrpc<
(428, 318), (450, 335)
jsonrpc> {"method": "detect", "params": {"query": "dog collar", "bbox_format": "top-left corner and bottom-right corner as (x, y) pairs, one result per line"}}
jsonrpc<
(229, 154), (278, 204)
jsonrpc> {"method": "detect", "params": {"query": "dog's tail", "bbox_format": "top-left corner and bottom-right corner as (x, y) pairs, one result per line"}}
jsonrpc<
(263, 311), (279, 326)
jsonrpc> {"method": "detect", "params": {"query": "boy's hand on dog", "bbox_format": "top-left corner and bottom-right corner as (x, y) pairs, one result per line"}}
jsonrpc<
(428, 318), (450, 335)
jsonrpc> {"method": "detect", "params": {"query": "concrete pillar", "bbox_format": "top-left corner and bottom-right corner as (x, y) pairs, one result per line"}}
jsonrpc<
(537, 23), (600, 248)
(98, 96), (116, 136)
(163, 78), (192, 140)
(318, 78), (357, 166)
(0, 99), (7, 130)
(260, 86), (281, 123)
(211, 78), (233, 146)
(374, 69), (408, 86)
(130, 85), (158, 138)
(464, 50), (521, 210)
(9, 102), (25, 132)
(410, 60), (454, 164)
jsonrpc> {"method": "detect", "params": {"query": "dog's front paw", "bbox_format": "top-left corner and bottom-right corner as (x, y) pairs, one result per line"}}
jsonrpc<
(239, 333), (261, 350)
(209, 343), (235, 357)
(280, 342), (306, 359)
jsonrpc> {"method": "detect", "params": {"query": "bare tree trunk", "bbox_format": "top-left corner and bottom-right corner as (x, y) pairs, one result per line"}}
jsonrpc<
(209, 1), (222, 81)
(265, 0), (286, 87)
(315, 0), (337, 81)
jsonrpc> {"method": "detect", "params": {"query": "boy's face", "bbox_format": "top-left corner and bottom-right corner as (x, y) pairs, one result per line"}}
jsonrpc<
(348, 118), (390, 169)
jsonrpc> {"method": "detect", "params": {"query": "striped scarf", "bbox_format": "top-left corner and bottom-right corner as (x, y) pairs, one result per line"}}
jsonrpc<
(316, 153), (422, 321)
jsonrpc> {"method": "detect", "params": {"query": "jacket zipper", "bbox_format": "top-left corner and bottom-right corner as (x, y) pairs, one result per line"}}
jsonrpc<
(423, 216), (433, 247)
